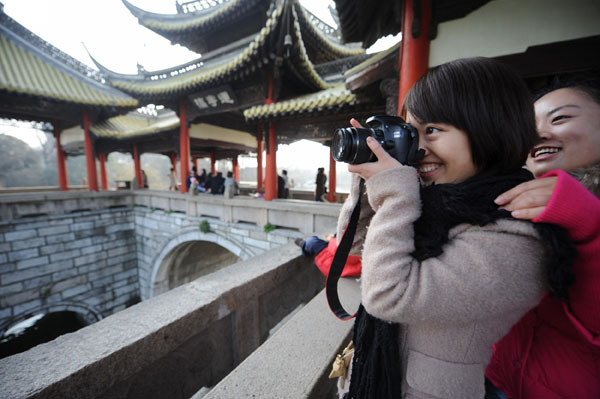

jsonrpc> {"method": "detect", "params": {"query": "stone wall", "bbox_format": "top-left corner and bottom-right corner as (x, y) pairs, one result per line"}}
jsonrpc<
(0, 244), (326, 399)
(0, 191), (341, 333)
(133, 206), (302, 300)
(0, 208), (139, 331)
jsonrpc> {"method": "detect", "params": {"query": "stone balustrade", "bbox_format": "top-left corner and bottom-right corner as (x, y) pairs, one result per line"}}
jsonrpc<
(0, 190), (341, 236)
(0, 243), (360, 399)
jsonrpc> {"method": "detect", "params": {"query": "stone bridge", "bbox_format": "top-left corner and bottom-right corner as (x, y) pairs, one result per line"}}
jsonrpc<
(0, 190), (341, 335)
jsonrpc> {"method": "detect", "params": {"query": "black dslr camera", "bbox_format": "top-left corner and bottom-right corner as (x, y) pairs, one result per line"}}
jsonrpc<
(332, 116), (424, 165)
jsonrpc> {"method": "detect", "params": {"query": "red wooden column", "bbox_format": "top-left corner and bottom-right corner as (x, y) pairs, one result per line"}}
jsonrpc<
(210, 151), (216, 175)
(232, 155), (240, 182)
(132, 144), (143, 189)
(264, 124), (277, 201)
(179, 98), (190, 193)
(82, 109), (98, 191)
(193, 156), (198, 171)
(256, 125), (263, 191)
(53, 120), (68, 191)
(398, 0), (432, 111)
(264, 75), (277, 201)
(98, 153), (108, 190)
(327, 149), (337, 202)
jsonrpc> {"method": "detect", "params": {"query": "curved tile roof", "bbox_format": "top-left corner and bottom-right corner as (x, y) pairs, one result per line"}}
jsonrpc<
(96, 0), (365, 101)
(0, 11), (137, 107)
(283, 5), (333, 91)
(122, 0), (264, 34)
(293, 3), (363, 64)
(243, 84), (357, 121)
(100, 3), (285, 98)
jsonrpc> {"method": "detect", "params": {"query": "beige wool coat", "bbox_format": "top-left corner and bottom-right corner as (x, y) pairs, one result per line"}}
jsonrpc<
(336, 165), (547, 399)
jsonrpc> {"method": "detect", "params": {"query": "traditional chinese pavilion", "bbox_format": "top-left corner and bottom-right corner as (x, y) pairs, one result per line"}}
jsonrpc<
(0, 4), (138, 192)
(88, 0), (376, 200)
(1, 0), (598, 200)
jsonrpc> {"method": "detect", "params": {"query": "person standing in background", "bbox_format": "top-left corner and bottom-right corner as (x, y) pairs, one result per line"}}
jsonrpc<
(168, 167), (178, 191)
(315, 167), (327, 202)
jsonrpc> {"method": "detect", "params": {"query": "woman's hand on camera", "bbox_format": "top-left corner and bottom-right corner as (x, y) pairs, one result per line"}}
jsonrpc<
(494, 176), (557, 220)
(347, 118), (402, 180)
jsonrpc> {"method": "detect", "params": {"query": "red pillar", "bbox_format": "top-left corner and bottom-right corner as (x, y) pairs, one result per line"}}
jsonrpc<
(398, 0), (432, 112)
(193, 156), (198, 171)
(264, 123), (277, 201)
(327, 149), (337, 203)
(263, 74), (277, 201)
(132, 144), (143, 189)
(99, 153), (108, 190)
(210, 151), (216, 176)
(82, 109), (98, 191)
(256, 125), (263, 191)
(53, 120), (68, 191)
(179, 98), (190, 193)
(232, 155), (240, 182)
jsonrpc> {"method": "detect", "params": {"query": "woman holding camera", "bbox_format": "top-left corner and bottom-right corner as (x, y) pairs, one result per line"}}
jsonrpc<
(335, 57), (574, 399)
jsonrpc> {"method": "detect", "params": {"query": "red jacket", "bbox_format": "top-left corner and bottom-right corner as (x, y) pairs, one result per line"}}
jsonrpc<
(486, 170), (600, 398)
(314, 237), (362, 278)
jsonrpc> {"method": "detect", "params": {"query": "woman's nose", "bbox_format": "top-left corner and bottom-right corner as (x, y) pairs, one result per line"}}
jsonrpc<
(417, 132), (429, 154)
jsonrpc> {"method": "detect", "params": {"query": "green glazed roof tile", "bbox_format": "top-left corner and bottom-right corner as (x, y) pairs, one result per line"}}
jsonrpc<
(0, 21), (137, 107)
(123, 0), (261, 33)
(243, 84), (356, 121)
(107, 4), (283, 97)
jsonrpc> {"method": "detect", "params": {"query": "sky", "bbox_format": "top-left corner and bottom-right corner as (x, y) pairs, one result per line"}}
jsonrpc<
(0, 0), (400, 172)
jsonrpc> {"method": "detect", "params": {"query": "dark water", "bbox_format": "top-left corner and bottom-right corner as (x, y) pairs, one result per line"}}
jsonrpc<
(0, 311), (87, 359)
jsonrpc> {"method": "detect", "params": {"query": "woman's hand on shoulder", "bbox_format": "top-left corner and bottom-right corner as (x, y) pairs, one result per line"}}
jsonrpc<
(494, 176), (558, 220)
(347, 118), (402, 180)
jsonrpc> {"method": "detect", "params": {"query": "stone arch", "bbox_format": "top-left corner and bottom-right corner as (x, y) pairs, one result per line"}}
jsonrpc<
(148, 228), (253, 299)
(0, 301), (102, 336)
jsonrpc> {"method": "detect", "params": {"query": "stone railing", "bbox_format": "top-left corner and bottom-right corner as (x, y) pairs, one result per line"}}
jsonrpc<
(205, 277), (359, 399)
(0, 190), (342, 236)
(0, 190), (133, 220)
(0, 243), (360, 399)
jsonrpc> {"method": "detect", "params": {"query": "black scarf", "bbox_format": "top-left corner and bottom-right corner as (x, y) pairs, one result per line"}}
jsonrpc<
(346, 169), (576, 399)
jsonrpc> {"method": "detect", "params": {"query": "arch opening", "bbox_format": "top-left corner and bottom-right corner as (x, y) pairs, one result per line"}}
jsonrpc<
(153, 240), (241, 297)
(0, 311), (88, 359)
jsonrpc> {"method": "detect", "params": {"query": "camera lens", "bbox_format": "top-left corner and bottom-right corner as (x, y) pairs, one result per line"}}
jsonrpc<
(332, 128), (352, 162)
(332, 127), (374, 164)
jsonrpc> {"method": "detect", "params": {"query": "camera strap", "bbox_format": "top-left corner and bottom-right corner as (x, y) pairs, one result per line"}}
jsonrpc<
(326, 178), (364, 321)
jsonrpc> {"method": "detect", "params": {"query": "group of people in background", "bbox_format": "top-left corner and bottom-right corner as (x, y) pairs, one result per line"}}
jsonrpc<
(299, 58), (598, 399)
(183, 167), (238, 197)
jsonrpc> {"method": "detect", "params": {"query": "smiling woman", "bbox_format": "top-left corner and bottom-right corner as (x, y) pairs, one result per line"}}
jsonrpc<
(527, 84), (600, 177)
(333, 57), (578, 399)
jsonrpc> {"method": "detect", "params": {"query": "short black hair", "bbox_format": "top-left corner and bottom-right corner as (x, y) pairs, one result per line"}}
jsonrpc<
(533, 72), (600, 105)
(403, 57), (538, 176)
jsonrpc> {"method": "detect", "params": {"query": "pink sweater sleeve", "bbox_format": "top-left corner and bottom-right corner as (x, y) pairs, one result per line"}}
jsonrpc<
(533, 170), (600, 335)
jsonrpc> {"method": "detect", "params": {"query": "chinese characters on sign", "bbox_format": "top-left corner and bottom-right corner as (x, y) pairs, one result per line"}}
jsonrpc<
(190, 86), (237, 115)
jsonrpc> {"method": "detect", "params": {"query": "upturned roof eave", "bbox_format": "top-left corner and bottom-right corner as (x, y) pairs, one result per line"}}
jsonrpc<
(0, 11), (137, 108)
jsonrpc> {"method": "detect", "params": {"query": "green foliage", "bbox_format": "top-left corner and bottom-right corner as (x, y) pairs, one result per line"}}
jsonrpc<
(0, 134), (43, 187)
(40, 285), (52, 300)
(199, 220), (211, 233)
(264, 223), (276, 233)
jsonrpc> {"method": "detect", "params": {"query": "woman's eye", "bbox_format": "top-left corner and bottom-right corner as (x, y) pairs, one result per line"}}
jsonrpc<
(425, 127), (440, 134)
(551, 115), (570, 123)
